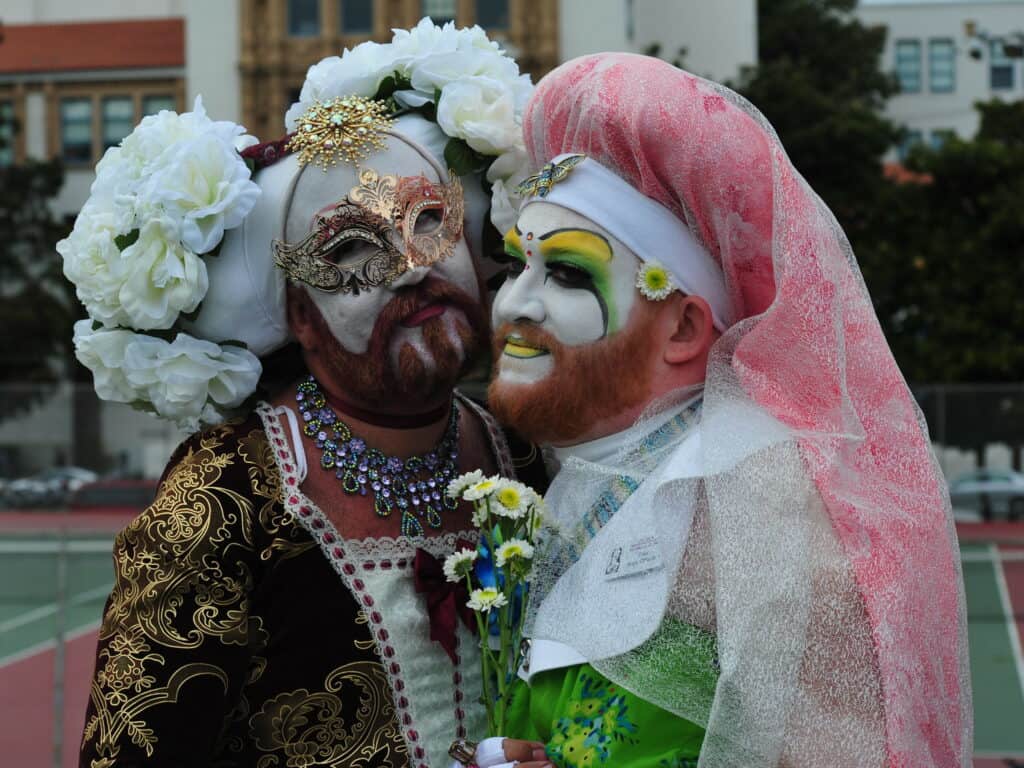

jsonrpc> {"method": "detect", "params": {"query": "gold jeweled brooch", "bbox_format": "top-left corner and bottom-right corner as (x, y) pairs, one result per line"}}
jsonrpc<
(516, 153), (586, 198)
(286, 96), (394, 170)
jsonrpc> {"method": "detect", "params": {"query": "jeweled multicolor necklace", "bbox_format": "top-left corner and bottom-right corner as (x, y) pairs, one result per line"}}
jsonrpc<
(296, 375), (460, 537)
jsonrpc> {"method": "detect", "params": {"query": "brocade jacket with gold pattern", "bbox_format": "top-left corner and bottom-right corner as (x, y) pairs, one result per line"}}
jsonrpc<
(79, 399), (537, 768)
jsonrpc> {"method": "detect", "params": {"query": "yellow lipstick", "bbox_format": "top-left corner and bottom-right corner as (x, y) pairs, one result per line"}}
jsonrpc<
(503, 335), (549, 359)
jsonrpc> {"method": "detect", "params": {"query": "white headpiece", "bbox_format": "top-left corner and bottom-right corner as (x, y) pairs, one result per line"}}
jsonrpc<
(517, 153), (732, 329)
(63, 19), (533, 431)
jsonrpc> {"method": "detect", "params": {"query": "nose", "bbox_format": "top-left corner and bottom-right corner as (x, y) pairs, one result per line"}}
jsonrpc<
(493, 268), (546, 326)
(390, 264), (430, 290)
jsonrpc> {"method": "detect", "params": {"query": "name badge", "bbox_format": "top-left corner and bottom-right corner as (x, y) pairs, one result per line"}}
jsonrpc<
(604, 535), (663, 581)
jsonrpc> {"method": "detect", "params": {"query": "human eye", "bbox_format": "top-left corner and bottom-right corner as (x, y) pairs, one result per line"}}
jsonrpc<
(412, 206), (444, 235)
(491, 248), (526, 280)
(321, 229), (384, 267)
(547, 261), (593, 289)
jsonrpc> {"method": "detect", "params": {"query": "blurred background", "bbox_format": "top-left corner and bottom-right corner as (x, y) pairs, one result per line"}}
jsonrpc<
(0, 0), (1021, 765)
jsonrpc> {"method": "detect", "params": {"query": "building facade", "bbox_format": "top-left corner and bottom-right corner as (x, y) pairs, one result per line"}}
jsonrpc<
(856, 0), (1024, 156)
(239, 0), (559, 141)
(0, 0), (758, 476)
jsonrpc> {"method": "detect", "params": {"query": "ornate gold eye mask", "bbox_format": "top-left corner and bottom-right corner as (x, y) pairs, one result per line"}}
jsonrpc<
(273, 168), (465, 294)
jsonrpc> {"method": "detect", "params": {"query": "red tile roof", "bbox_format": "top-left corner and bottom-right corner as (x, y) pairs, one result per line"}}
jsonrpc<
(884, 162), (934, 185)
(0, 19), (184, 75)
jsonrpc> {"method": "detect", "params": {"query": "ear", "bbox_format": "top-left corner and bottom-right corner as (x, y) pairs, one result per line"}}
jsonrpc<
(663, 294), (715, 365)
(285, 283), (319, 353)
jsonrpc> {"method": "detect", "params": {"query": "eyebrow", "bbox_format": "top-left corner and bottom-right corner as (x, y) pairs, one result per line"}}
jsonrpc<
(538, 229), (613, 262)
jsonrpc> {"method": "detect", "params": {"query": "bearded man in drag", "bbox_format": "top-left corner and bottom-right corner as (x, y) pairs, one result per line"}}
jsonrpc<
(453, 52), (972, 768)
(66, 20), (544, 768)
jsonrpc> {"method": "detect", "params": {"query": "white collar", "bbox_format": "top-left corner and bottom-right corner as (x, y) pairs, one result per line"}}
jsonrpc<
(551, 394), (702, 466)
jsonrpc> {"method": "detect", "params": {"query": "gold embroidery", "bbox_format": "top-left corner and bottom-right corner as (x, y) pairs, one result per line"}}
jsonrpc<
(251, 662), (406, 768)
(237, 428), (315, 562)
(82, 419), (406, 767)
(85, 422), (254, 764)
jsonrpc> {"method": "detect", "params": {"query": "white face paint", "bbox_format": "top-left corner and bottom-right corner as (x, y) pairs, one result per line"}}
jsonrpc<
(285, 134), (480, 368)
(491, 202), (641, 385)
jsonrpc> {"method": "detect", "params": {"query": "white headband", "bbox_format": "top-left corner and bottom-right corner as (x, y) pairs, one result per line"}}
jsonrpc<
(520, 154), (732, 330)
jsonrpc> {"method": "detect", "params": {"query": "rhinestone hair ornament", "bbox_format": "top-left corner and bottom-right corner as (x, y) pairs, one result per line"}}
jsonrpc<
(272, 167), (465, 294)
(286, 96), (394, 169)
(516, 153), (585, 198)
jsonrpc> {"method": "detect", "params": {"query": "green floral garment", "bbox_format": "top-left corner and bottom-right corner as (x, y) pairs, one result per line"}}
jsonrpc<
(506, 624), (717, 768)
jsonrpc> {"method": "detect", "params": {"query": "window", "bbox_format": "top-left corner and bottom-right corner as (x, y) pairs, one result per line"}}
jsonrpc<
(898, 129), (923, 161)
(142, 94), (176, 116)
(930, 129), (955, 150)
(102, 97), (134, 149)
(422, 0), (456, 25)
(0, 101), (13, 167)
(991, 41), (1015, 90)
(288, 0), (320, 36)
(928, 38), (955, 93)
(476, 0), (509, 29)
(340, 0), (373, 33)
(60, 98), (93, 164)
(895, 40), (922, 93)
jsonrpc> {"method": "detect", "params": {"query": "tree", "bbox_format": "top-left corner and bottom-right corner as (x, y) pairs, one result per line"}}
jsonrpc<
(886, 100), (1024, 383)
(734, 0), (901, 238)
(0, 110), (73, 421)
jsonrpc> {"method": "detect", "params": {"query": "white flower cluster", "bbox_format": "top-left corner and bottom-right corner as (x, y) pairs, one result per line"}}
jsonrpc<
(285, 19), (530, 157)
(73, 320), (261, 433)
(283, 17), (532, 229)
(60, 97), (263, 429)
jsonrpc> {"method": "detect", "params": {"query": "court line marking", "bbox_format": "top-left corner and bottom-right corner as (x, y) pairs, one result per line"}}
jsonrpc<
(0, 584), (111, 635)
(0, 540), (112, 554)
(0, 619), (102, 670)
(961, 550), (1024, 562)
(989, 543), (1024, 705)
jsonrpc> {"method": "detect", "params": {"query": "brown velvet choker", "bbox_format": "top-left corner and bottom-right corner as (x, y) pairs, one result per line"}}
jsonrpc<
(321, 389), (452, 430)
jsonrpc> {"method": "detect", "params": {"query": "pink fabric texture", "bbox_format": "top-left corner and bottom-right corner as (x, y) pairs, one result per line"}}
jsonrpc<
(523, 53), (968, 766)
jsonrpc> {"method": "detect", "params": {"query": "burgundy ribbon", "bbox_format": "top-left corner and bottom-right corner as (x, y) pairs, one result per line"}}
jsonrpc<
(413, 542), (477, 664)
(240, 134), (293, 170)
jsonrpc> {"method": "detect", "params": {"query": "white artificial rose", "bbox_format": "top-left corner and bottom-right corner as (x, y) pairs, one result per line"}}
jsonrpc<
(141, 130), (260, 254)
(285, 42), (396, 131)
(487, 148), (530, 233)
(118, 218), (209, 330)
(436, 76), (521, 155)
(122, 332), (261, 431)
(59, 199), (134, 328)
(390, 17), (462, 62)
(409, 49), (521, 96)
(489, 178), (518, 236)
(72, 320), (138, 403)
(206, 343), (262, 408)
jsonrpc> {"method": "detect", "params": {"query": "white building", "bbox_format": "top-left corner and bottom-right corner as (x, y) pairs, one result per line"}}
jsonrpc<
(856, 0), (1024, 156)
(0, 0), (240, 217)
(559, 0), (758, 83)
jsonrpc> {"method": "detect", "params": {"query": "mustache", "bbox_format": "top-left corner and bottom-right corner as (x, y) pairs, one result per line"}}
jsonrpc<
(369, 276), (485, 355)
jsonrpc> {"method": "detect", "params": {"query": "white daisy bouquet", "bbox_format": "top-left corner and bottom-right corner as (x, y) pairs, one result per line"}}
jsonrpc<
(444, 471), (545, 735)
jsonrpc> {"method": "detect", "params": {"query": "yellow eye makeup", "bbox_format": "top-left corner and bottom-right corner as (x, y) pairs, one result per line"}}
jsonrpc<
(503, 227), (526, 261)
(538, 229), (613, 263)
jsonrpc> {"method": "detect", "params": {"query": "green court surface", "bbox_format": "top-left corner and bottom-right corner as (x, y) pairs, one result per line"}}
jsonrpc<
(1, 530), (1023, 764)
(962, 543), (1024, 760)
(0, 536), (114, 664)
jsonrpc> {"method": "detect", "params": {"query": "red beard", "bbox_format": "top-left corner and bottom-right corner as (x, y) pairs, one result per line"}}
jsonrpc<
(487, 302), (661, 444)
(296, 277), (487, 411)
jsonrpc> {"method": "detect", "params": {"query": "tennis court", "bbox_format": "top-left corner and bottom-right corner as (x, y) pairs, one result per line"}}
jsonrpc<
(2, 514), (1023, 767)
